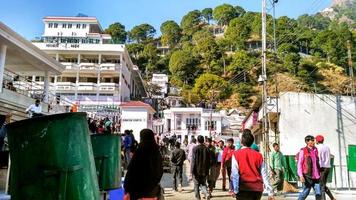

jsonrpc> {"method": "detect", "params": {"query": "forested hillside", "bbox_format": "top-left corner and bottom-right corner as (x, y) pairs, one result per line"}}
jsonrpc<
(105, 3), (355, 110)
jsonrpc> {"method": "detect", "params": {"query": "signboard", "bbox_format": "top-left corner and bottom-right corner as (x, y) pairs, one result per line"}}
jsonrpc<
(348, 145), (356, 172)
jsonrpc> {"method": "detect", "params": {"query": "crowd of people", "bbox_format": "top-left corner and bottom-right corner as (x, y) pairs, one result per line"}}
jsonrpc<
(121, 127), (336, 200)
(87, 116), (120, 134)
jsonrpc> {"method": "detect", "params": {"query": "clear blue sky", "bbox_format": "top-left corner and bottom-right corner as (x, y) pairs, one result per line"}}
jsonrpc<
(0, 0), (332, 40)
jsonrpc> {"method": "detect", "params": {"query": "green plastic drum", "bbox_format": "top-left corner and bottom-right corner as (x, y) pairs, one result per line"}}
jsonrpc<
(284, 155), (299, 182)
(91, 134), (121, 191)
(7, 112), (99, 200)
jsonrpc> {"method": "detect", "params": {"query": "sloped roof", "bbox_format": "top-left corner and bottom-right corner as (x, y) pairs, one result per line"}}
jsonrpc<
(120, 101), (155, 113)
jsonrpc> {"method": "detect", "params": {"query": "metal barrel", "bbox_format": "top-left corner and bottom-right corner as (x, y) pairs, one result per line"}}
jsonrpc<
(91, 134), (121, 191)
(6, 112), (99, 200)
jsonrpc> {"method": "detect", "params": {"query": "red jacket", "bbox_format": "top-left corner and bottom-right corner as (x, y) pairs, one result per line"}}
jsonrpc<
(233, 148), (264, 192)
(221, 146), (235, 167)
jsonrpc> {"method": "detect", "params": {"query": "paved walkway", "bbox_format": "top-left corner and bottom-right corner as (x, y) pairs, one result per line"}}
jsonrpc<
(161, 161), (355, 200)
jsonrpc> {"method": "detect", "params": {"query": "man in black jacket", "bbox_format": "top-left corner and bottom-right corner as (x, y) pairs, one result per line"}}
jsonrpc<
(191, 135), (211, 200)
(171, 141), (186, 192)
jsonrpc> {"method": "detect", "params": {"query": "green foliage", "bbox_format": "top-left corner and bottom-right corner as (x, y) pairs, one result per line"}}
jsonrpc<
(192, 30), (221, 71)
(213, 4), (238, 26)
(201, 8), (213, 24)
(169, 50), (197, 84)
(278, 43), (301, 74)
(234, 83), (255, 108)
(160, 20), (181, 47)
(180, 10), (203, 36)
(225, 18), (250, 50)
(129, 23), (156, 43)
(192, 73), (229, 101)
(234, 6), (246, 17)
(227, 50), (252, 75)
(297, 14), (330, 30)
(105, 22), (127, 44)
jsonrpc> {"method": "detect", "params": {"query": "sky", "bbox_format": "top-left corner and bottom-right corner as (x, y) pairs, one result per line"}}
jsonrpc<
(0, 0), (332, 40)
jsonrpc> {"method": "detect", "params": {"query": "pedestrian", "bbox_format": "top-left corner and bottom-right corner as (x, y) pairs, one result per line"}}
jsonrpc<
(231, 129), (274, 200)
(270, 143), (285, 194)
(190, 135), (211, 200)
(123, 130), (133, 167)
(315, 135), (336, 200)
(297, 135), (321, 200)
(124, 129), (163, 200)
(221, 138), (235, 193)
(171, 141), (186, 192)
(206, 137), (218, 197)
(25, 99), (43, 118)
(0, 113), (11, 151)
(214, 140), (224, 185)
(187, 138), (197, 163)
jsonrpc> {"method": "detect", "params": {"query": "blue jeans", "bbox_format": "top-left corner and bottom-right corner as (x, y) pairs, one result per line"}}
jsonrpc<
(298, 176), (321, 200)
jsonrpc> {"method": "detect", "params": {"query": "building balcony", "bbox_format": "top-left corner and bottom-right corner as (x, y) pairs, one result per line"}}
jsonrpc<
(80, 63), (98, 71)
(99, 83), (118, 91)
(78, 82), (97, 91)
(100, 63), (120, 71)
(61, 62), (79, 70)
(56, 82), (76, 91)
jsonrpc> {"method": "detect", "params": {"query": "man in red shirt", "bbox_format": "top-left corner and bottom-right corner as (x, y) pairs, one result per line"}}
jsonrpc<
(221, 138), (235, 193)
(231, 129), (274, 200)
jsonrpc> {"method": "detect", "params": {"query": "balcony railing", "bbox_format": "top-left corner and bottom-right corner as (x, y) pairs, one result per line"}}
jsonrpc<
(100, 63), (120, 71)
(56, 82), (76, 91)
(99, 83), (118, 91)
(78, 82), (97, 90)
(62, 62), (78, 70)
(80, 63), (98, 70)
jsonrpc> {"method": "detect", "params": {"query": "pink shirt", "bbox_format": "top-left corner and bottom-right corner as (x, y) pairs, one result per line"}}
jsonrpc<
(297, 147), (320, 179)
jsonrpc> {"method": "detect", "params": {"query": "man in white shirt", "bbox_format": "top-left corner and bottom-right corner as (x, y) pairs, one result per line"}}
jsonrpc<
(315, 135), (336, 200)
(25, 99), (42, 118)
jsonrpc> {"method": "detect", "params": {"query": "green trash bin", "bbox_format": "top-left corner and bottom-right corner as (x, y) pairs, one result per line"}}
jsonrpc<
(91, 134), (121, 191)
(284, 155), (299, 182)
(7, 112), (100, 200)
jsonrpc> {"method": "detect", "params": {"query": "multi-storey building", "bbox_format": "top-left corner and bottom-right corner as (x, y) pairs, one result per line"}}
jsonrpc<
(151, 73), (168, 98)
(32, 16), (146, 111)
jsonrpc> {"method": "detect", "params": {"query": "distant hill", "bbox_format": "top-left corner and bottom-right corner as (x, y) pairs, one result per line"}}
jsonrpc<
(322, 0), (355, 28)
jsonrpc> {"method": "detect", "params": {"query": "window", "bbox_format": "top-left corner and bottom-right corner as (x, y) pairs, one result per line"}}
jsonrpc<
(205, 121), (217, 131)
(82, 24), (87, 29)
(76, 24), (81, 29)
(48, 23), (53, 28)
(54, 23), (58, 28)
(68, 24), (72, 28)
(186, 118), (200, 131)
(62, 23), (67, 28)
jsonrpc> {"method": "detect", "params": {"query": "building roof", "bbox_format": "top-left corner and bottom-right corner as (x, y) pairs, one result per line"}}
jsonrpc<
(0, 22), (65, 76)
(120, 101), (155, 113)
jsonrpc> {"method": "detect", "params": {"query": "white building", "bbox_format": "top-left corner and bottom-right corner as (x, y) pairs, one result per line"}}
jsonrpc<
(120, 101), (155, 140)
(32, 16), (146, 111)
(0, 22), (65, 121)
(163, 107), (223, 139)
(151, 73), (168, 98)
(243, 92), (356, 188)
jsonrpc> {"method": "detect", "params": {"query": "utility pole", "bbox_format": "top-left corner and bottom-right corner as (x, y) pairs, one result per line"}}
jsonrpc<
(261, 0), (269, 159)
(272, 0), (279, 144)
(347, 40), (354, 97)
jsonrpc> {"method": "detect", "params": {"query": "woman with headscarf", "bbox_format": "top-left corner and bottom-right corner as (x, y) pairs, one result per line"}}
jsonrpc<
(124, 129), (164, 200)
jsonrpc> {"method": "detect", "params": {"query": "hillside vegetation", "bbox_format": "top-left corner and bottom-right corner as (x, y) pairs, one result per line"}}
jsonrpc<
(105, 3), (356, 110)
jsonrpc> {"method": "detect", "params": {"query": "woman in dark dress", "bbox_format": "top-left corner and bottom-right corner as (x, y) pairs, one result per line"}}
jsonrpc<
(124, 129), (163, 200)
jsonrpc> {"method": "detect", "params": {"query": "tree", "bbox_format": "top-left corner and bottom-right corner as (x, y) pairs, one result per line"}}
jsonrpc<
(126, 43), (144, 60)
(169, 50), (197, 84)
(225, 18), (250, 50)
(227, 50), (251, 75)
(105, 22), (127, 44)
(142, 43), (160, 74)
(234, 5), (246, 17)
(129, 23), (156, 43)
(192, 73), (229, 101)
(213, 4), (238, 26)
(160, 20), (181, 47)
(181, 10), (203, 36)
(192, 31), (220, 71)
(201, 8), (213, 24)
(145, 82), (162, 98)
(278, 43), (301, 74)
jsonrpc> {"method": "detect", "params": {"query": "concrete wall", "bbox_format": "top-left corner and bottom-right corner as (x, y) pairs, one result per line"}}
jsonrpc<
(121, 107), (149, 141)
(279, 92), (356, 188)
